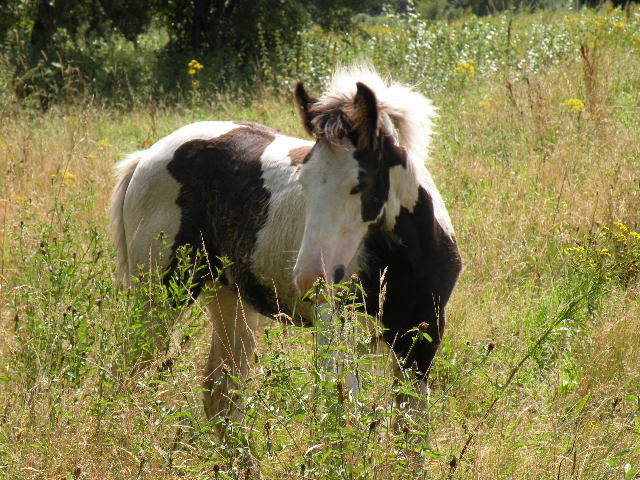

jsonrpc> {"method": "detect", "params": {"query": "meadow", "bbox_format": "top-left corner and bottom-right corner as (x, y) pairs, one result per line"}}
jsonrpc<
(0, 6), (639, 479)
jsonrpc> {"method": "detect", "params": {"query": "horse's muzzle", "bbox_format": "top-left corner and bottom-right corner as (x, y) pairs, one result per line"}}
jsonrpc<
(294, 272), (323, 297)
(294, 263), (346, 297)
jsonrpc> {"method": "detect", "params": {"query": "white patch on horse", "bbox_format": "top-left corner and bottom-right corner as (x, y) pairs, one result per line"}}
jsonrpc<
(294, 139), (366, 295)
(385, 163), (454, 237)
(119, 121), (242, 278)
(251, 135), (313, 312)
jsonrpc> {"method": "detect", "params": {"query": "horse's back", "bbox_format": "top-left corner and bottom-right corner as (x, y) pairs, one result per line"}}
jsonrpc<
(115, 120), (313, 320)
(119, 122), (242, 276)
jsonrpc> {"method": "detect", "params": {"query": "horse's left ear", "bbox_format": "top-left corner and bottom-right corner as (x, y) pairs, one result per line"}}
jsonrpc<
(294, 82), (318, 137)
(352, 82), (378, 150)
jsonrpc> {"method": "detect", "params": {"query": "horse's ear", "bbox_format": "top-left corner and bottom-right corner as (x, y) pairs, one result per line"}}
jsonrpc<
(352, 82), (378, 150)
(294, 82), (317, 136)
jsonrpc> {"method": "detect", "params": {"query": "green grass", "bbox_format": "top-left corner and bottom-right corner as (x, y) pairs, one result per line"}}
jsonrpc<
(1, 7), (640, 479)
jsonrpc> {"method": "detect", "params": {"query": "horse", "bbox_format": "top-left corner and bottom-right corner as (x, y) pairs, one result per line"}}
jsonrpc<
(109, 66), (462, 420)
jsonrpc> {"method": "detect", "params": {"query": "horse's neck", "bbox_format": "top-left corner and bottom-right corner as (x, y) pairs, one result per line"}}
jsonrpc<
(384, 161), (420, 231)
(249, 150), (307, 312)
(386, 155), (454, 238)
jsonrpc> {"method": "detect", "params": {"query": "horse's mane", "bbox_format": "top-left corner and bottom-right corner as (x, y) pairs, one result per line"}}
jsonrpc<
(311, 65), (437, 168)
(310, 65), (454, 234)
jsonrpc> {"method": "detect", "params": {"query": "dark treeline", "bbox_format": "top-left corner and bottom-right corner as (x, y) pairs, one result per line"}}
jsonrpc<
(3, 0), (632, 55)
(2, 0), (386, 59)
(0, 0), (384, 105)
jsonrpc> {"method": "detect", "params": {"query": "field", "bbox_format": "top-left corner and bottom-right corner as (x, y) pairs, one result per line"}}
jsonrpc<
(1, 6), (639, 479)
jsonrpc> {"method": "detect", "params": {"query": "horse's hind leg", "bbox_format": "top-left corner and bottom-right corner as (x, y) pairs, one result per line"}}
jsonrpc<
(202, 286), (259, 421)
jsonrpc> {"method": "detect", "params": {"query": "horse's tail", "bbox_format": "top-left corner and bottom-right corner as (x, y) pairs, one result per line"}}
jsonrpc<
(109, 152), (143, 287)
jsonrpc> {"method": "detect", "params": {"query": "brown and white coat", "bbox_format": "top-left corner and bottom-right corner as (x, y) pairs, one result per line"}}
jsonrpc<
(110, 67), (462, 418)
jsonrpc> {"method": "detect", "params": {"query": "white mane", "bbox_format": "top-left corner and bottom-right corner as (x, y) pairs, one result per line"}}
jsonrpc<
(320, 65), (437, 171)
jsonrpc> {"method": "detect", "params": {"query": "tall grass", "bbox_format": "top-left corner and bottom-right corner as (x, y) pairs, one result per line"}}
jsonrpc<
(1, 7), (639, 479)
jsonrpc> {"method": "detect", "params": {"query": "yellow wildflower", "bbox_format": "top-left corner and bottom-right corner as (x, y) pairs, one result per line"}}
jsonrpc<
(96, 138), (109, 148)
(478, 100), (493, 111)
(187, 59), (204, 75)
(598, 248), (612, 257)
(629, 232), (640, 242)
(87, 153), (96, 160)
(615, 232), (627, 242)
(613, 221), (628, 232)
(562, 98), (585, 113)
(52, 169), (77, 187)
(454, 59), (476, 77)
(13, 195), (29, 206)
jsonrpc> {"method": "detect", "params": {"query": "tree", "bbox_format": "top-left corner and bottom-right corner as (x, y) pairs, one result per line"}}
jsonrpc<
(0, 0), (155, 56)
(159, 0), (311, 56)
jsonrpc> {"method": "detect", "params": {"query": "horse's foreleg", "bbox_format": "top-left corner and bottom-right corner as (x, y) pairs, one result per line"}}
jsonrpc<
(315, 304), (359, 391)
(202, 286), (259, 421)
(315, 308), (382, 395)
(315, 304), (338, 375)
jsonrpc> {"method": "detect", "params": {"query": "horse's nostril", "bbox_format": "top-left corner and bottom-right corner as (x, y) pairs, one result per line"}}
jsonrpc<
(332, 264), (346, 284)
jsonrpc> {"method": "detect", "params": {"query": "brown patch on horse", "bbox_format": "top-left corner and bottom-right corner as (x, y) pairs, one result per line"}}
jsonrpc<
(166, 126), (280, 315)
(289, 145), (312, 165)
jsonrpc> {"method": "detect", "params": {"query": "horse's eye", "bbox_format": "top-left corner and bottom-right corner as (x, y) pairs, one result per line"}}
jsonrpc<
(350, 184), (363, 195)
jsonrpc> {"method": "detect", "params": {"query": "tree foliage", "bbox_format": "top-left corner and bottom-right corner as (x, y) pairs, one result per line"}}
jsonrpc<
(414, 0), (631, 20)
(0, 0), (633, 106)
(0, 0), (383, 58)
(0, 0), (155, 52)
(159, 0), (310, 55)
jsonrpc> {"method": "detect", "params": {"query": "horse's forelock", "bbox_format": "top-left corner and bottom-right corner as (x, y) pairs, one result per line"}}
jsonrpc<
(309, 95), (399, 166)
(311, 66), (436, 167)
(309, 99), (350, 148)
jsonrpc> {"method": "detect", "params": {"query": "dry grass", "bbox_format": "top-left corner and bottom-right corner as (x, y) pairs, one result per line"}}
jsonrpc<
(1, 15), (639, 479)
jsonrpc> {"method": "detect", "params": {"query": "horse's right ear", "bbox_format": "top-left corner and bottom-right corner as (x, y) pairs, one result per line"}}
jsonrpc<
(294, 82), (317, 136)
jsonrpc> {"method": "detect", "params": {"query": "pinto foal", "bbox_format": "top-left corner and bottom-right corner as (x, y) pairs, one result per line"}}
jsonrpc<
(110, 67), (461, 419)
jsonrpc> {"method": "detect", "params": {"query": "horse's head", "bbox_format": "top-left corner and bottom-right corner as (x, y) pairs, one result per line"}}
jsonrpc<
(292, 75), (412, 296)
